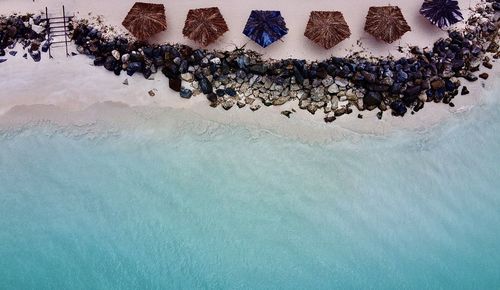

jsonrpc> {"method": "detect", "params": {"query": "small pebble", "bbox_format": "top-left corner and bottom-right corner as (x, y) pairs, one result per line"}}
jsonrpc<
(479, 73), (489, 80)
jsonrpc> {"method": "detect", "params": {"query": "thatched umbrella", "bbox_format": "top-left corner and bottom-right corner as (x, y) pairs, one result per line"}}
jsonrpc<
(122, 2), (167, 41)
(420, 0), (463, 29)
(183, 7), (229, 46)
(364, 6), (411, 43)
(243, 10), (288, 48)
(304, 11), (351, 49)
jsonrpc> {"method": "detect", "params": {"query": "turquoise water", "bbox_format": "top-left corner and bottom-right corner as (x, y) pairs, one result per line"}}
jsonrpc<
(1, 98), (500, 289)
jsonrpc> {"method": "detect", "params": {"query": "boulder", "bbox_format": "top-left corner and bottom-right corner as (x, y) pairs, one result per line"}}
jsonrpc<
(104, 56), (116, 71)
(390, 100), (407, 117)
(199, 77), (213, 94)
(127, 62), (142, 76)
(363, 91), (382, 107)
(169, 77), (182, 92)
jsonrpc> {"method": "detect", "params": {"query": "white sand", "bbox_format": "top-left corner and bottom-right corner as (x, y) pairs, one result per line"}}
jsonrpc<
(0, 0), (498, 141)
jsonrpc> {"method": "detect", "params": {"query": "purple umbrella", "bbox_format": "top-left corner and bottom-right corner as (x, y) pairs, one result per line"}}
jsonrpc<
(420, 0), (463, 29)
(243, 10), (288, 48)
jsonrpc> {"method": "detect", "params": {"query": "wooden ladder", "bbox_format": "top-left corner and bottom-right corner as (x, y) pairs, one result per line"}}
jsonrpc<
(45, 6), (73, 58)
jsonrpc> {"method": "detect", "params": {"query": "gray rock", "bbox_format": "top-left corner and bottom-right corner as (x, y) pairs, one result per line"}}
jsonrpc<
(273, 96), (289, 106)
(334, 77), (349, 87)
(250, 104), (261, 111)
(245, 97), (256, 105)
(222, 99), (235, 110)
(237, 101), (246, 108)
(322, 76), (334, 87)
(310, 87), (325, 102)
(327, 84), (340, 94)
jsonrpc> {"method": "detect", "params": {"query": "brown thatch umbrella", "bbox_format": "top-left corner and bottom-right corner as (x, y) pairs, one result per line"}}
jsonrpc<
(364, 6), (411, 43)
(183, 7), (229, 46)
(304, 11), (351, 49)
(122, 2), (167, 41)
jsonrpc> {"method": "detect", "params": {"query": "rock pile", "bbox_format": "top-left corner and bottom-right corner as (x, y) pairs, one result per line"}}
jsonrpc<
(0, 14), (48, 62)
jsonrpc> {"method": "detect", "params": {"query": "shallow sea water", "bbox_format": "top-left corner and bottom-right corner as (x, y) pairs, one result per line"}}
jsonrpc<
(0, 92), (499, 289)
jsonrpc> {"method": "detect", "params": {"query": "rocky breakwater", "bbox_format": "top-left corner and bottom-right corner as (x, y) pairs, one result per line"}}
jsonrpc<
(70, 0), (499, 122)
(0, 14), (48, 63)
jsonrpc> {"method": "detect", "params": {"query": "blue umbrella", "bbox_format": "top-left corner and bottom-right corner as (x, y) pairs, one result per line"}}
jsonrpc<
(243, 10), (288, 48)
(420, 0), (463, 29)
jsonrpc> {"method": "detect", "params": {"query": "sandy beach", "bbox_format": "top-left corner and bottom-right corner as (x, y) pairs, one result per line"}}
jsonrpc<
(0, 0), (498, 141)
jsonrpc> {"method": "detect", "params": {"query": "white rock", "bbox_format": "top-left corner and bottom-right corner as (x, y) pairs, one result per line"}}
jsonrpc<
(112, 50), (121, 61)
(31, 24), (44, 34)
(181, 73), (194, 82)
(121, 54), (130, 63)
(210, 57), (221, 65)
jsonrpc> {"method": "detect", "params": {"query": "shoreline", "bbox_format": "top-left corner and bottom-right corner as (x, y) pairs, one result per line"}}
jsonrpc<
(0, 0), (499, 141)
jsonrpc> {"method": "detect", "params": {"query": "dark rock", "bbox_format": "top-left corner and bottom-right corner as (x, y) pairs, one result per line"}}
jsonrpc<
(225, 87), (237, 97)
(376, 111), (383, 120)
(216, 89), (225, 97)
(199, 77), (213, 94)
(143, 68), (152, 79)
(464, 73), (478, 82)
(207, 93), (218, 103)
(396, 70), (408, 82)
(281, 110), (292, 118)
(23, 53), (27, 59)
(104, 56), (116, 71)
(71, 52), (78, 56)
(180, 88), (193, 99)
(483, 61), (493, 69)
(30, 50), (41, 62)
(390, 100), (408, 117)
(162, 63), (180, 78)
(94, 57), (105, 66)
(6, 26), (17, 38)
(430, 78), (445, 90)
(9, 51), (17, 56)
(334, 108), (346, 117)
(414, 100), (424, 112)
(479, 73), (489, 80)
(179, 60), (188, 74)
(169, 77), (182, 92)
(324, 116), (336, 123)
(362, 71), (376, 83)
(249, 64), (268, 75)
(293, 67), (305, 84)
(357, 114), (363, 119)
(461, 86), (470, 95)
(0, 59), (6, 64)
(449, 102), (455, 107)
(363, 91), (382, 107)
(127, 62), (142, 76)
(114, 66), (122, 76)
(0, 49), (5, 56)
(41, 42), (50, 53)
